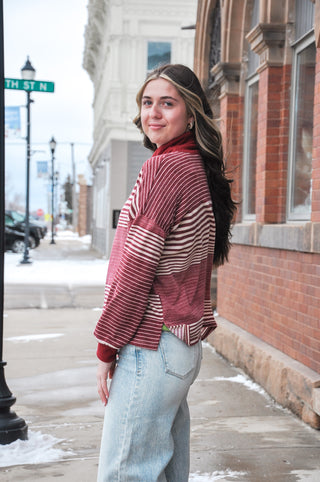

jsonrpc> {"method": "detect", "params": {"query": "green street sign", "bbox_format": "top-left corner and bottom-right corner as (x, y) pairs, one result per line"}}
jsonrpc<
(4, 78), (55, 93)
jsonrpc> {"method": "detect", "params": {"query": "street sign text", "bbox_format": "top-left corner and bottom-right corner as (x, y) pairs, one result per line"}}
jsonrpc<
(4, 78), (55, 93)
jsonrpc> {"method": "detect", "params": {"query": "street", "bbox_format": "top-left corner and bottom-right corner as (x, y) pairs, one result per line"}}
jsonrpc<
(1, 233), (320, 481)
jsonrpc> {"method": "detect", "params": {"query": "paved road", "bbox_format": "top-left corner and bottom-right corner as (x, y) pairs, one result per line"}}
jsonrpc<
(1, 235), (320, 481)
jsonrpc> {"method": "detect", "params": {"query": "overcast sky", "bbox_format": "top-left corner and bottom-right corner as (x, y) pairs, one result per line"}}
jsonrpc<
(3, 0), (93, 213)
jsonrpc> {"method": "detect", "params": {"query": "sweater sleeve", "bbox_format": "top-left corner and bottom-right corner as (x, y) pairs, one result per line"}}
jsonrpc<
(94, 213), (166, 347)
(94, 155), (178, 350)
(96, 342), (118, 363)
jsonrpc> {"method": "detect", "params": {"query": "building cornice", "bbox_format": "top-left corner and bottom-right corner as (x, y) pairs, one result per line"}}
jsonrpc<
(83, 0), (107, 80)
(246, 23), (286, 71)
(210, 61), (241, 95)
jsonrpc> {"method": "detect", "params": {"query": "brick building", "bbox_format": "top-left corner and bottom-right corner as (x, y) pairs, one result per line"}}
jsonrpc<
(194, 0), (320, 427)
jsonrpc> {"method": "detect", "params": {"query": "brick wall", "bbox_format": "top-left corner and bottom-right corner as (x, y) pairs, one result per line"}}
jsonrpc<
(217, 245), (320, 373)
(220, 92), (244, 221)
(215, 56), (320, 376)
(256, 65), (290, 224)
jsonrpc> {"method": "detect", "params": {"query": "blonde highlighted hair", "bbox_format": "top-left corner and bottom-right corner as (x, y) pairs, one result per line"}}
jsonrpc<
(134, 64), (236, 266)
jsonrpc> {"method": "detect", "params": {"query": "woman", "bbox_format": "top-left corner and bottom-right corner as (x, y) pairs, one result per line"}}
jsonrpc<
(95, 64), (236, 481)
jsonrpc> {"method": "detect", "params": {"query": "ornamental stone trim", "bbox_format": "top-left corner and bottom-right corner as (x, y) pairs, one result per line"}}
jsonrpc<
(231, 222), (320, 254)
(246, 23), (286, 70)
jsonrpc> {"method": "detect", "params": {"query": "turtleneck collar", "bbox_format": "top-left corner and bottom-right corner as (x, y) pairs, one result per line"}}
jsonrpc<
(152, 131), (198, 157)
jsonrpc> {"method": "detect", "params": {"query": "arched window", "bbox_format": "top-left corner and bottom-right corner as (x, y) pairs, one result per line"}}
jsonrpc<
(287, 0), (315, 220)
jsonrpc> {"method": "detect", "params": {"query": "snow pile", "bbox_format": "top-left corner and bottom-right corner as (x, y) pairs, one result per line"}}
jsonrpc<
(212, 374), (267, 396)
(4, 230), (108, 286)
(0, 431), (74, 468)
(51, 230), (91, 243)
(4, 254), (108, 286)
(5, 333), (64, 343)
(189, 470), (246, 481)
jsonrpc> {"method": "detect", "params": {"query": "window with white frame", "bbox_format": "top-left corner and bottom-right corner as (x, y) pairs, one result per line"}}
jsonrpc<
(287, 30), (315, 220)
(147, 41), (171, 74)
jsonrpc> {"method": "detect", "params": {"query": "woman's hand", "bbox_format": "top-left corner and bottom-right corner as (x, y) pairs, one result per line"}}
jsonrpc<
(96, 359), (116, 406)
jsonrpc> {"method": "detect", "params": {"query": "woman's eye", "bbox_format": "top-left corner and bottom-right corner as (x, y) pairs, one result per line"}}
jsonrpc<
(142, 100), (152, 107)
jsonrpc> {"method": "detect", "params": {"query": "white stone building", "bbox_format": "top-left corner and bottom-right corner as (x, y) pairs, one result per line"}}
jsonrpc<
(83, 0), (197, 256)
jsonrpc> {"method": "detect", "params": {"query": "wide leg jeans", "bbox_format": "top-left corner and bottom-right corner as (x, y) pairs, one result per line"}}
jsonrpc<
(97, 331), (202, 482)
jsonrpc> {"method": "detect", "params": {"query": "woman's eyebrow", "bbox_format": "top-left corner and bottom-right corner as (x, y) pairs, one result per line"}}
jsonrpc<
(160, 96), (177, 101)
(142, 95), (177, 101)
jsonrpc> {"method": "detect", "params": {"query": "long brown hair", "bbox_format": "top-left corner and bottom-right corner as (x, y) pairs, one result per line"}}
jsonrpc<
(134, 64), (236, 266)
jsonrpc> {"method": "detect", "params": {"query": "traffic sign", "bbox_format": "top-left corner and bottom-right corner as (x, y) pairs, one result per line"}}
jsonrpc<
(4, 78), (55, 93)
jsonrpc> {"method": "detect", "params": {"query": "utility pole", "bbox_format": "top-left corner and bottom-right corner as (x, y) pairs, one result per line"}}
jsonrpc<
(70, 143), (77, 232)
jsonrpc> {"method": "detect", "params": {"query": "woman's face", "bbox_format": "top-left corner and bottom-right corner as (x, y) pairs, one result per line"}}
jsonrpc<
(140, 78), (193, 148)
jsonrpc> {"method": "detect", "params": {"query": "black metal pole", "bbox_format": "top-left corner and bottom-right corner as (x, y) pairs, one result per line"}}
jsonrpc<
(0, 0), (28, 444)
(70, 142), (77, 231)
(21, 90), (32, 264)
(50, 149), (55, 244)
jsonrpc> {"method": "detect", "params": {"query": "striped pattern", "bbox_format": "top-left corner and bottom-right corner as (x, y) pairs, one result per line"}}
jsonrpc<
(94, 148), (217, 352)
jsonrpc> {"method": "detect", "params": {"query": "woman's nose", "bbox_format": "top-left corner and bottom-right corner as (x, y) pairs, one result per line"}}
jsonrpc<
(150, 103), (161, 117)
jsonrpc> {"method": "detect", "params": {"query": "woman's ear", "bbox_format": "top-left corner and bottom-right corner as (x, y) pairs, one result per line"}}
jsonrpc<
(187, 117), (194, 130)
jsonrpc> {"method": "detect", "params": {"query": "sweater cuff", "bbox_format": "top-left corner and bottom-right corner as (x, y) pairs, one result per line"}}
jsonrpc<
(97, 343), (118, 363)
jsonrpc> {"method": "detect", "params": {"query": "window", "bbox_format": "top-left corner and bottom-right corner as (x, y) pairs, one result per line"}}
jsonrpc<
(287, 34), (315, 220)
(243, 77), (259, 219)
(147, 42), (171, 73)
(242, 0), (260, 220)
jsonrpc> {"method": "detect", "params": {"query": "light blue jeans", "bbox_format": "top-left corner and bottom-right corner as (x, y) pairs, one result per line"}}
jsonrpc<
(97, 331), (202, 482)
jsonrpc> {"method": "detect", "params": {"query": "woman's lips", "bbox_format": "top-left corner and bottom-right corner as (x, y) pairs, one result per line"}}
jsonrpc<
(149, 124), (164, 129)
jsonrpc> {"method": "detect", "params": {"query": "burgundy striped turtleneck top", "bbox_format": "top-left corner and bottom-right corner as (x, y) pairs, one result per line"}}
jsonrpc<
(94, 132), (217, 362)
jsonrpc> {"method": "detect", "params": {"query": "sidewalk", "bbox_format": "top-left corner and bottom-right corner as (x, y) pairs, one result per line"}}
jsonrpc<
(1, 235), (320, 481)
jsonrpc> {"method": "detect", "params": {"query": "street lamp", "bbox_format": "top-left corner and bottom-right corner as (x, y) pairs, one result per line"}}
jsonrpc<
(49, 136), (57, 244)
(0, 9), (28, 443)
(20, 56), (35, 264)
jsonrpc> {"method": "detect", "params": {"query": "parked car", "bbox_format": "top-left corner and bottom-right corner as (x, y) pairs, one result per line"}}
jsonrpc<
(5, 210), (42, 248)
(5, 226), (27, 253)
(29, 214), (48, 238)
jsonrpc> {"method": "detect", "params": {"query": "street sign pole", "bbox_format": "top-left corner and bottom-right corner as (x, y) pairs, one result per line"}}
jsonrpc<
(4, 75), (55, 264)
(20, 90), (33, 264)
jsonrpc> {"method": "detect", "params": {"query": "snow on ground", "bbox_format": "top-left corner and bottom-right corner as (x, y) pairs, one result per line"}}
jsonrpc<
(0, 430), (245, 480)
(5, 333), (64, 343)
(0, 433), (246, 480)
(189, 471), (247, 481)
(0, 431), (74, 468)
(4, 231), (108, 286)
(212, 374), (267, 396)
(4, 256), (107, 285)
(197, 373), (268, 397)
(50, 230), (92, 243)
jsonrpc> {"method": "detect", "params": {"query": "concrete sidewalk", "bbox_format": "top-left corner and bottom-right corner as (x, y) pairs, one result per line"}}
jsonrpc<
(2, 236), (320, 481)
(1, 308), (320, 481)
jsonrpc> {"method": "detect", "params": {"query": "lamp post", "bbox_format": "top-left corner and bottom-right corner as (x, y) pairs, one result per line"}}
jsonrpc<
(49, 137), (57, 244)
(0, 4), (28, 443)
(20, 57), (35, 264)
